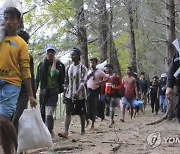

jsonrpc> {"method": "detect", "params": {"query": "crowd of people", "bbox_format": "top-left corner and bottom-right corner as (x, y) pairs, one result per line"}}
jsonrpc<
(0, 7), (179, 154)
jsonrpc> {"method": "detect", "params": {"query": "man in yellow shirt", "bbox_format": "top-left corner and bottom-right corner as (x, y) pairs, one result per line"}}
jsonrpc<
(0, 7), (36, 153)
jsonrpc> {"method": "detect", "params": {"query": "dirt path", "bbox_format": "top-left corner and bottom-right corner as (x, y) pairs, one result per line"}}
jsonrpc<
(1, 104), (180, 154)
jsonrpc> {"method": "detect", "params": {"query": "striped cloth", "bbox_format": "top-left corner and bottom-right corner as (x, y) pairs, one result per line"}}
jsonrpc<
(65, 63), (87, 100)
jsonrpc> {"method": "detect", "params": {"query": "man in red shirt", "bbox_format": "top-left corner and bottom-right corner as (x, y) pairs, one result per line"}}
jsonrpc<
(121, 67), (138, 122)
(104, 64), (123, 127)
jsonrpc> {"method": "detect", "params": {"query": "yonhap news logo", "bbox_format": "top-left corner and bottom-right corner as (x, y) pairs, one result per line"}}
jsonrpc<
(147, 132), (161, 148)
(147, 132), (180, 149)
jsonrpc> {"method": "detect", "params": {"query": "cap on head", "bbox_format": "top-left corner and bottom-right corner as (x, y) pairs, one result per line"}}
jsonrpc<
(44, 44), (56, 52)
(71, 47), (81, 55)
(105, 63), (113, 70)
(161, 73), (167, 78)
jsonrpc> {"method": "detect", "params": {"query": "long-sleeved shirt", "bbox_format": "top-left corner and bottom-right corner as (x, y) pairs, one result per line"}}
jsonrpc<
(167, 50), (180, 89)
(0, 35), (31, 86)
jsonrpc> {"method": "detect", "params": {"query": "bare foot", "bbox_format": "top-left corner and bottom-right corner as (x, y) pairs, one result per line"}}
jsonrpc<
(58, 132), (68, 139)
(51, 130), (55, 138)
(109, 120), (114, 128)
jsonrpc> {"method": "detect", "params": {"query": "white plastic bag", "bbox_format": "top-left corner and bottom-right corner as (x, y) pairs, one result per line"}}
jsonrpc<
(17, 108), (53, 153)
(0, 8), (5, 43)
(0, 0), (22, 14)
(96, 60), (108, 70)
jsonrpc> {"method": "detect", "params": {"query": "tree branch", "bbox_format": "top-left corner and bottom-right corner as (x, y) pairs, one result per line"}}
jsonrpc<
(151, 38), (168, 43)
(23, 6), (37, 15)
(30, 22), (47, 37)
(146, 19), (168, 26)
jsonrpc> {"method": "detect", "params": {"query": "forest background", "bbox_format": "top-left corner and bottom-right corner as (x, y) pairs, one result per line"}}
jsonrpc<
(18, 0), (180, 78)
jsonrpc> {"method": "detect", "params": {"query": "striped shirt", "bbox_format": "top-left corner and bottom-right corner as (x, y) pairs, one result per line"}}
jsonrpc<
(65, 63), (87, 100)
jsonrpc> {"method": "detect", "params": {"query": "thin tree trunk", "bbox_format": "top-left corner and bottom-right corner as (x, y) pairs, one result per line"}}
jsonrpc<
(75, 0), (88, 67)
(109, 0), (121, 75)
(125, 0), (137, 73)
(97, 0), (108, 62)
(165, 0), (176, 68)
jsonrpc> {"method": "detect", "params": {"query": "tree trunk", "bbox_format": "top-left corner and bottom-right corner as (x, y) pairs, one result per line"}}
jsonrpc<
(125, 0), (137, 73)
(165, 0), (176, 68)
(97, 0), (108, 63)
(109, 32), (121, 75)
(75, 0), (88, 67)
(165, 0), (178, 120)
(109, 0), (121, 75)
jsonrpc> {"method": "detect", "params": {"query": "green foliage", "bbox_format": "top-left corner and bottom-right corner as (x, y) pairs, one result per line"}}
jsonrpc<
(23, 0), (75, 48)
(47, 0), (75, 23)
(88, 42), (100, 60)
(21, 0), (180, 79)
(114, 32), (130, 76)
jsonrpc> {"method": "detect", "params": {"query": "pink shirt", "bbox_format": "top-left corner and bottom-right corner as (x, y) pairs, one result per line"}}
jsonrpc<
(87, 69), (108, 90)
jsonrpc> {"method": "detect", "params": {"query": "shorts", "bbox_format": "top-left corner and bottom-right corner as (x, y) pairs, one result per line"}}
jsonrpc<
(121, 97), (134, 107)
(65, 98), (86, 115)
(44, 88), (59, 107)
(0, 83), (20, 117)
(105, 95), (118, 108)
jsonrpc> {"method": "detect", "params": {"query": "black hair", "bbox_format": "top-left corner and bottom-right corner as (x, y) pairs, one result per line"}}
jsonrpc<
(140, 72), (145, 75)
(18, 30), (30, 43)
(153, 75), (158, 79)
(127, 66), (132, 71)
(90, 58), (98, 64)
(105, 63), (113, 70)
(4, 7), (21, 20)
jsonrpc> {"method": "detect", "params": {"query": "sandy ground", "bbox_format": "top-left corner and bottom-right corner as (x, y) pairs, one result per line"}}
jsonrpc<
(0, 103), (180, 154)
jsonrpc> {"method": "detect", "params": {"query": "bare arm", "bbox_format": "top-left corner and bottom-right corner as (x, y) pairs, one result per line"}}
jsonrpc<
(166, 87), (173, 100)
(134, 78), (139, 99)
(97, 71), (109, 85)
(157, 86), (160, 98)
(51, 58), (57, 70)
(24, 78), (37, 107)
